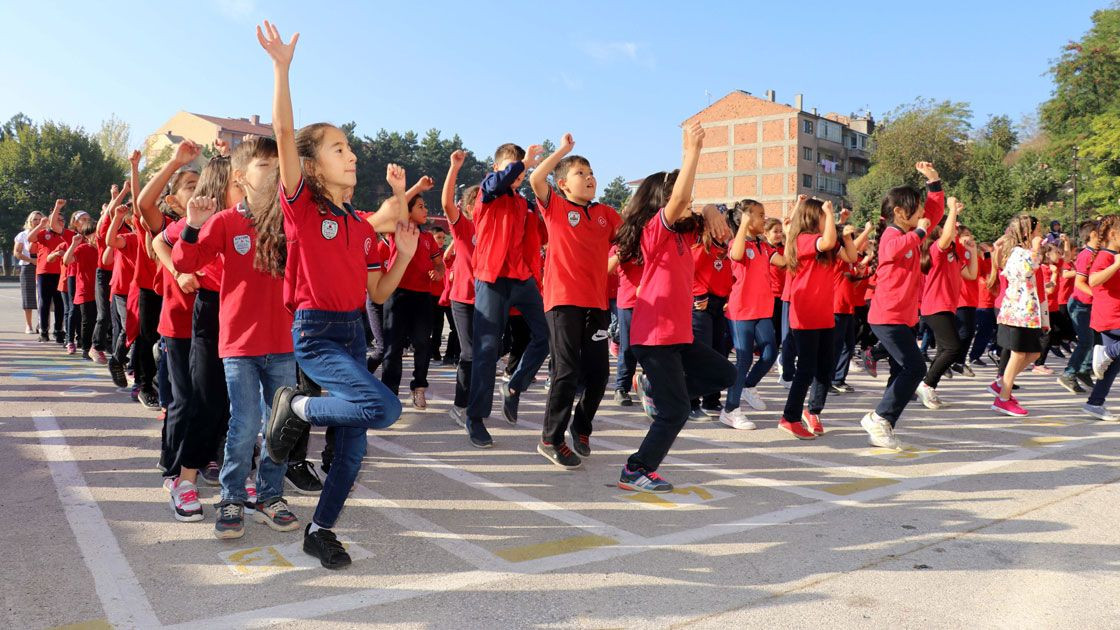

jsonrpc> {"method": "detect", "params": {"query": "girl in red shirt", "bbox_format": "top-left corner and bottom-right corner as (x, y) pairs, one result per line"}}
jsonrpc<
(1084, 215), (1120, 420)
(951, 227), (981, 377)
(779, 199), (858, 439)
(764, 218), (785, 345)
(688, 216), (733, 420)
(62, 211), (93, 354)
(442, 151), (480, 425)
(1032, 244), (1064, 374)
(61, 219), (98, 359)
(611, 122), (735, 493)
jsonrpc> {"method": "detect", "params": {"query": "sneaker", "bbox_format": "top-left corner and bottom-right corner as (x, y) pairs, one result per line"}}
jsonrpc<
(992, 396), (1028, 417)
(466, 418), (493, 448)
(849, 358), (864, 373)
(214, 501), (245, 539)
(779, 378), (792, 390)
(157, 409), (167, 422)
(499, 382), (519, 425)
(1051, 346), (1066, 358)
(633, 373), (658, 419)
(245, 478), (258, 504)
(130, 385), (140, 402)
(1083, 403), (1119, 422)
(688, 407), (712, 422)
(986, 380), (1003, 397)
(448, 406), (467, 427)
(251, 498), (300, 532)
(201, 461), (221, 486)
(609, 341), (620, 358)
(138, 387), (160, 410)
(108, 357), (128, 388)
(801, 409), (824, 436)
(1092, 345), (1113, 380)
(66, 342), (76, 355)
(264, 387), (311, 464)
(411, 387), (428, 410)
(916, 383), (945, 410)
(537, 442), (582, 469)
(959, 363), (975, 377)
(778, 417), (816, 440)
(168, 478), (204, 522)
(863, 354), (878, 378)
(1057, 374), (1085, 394)
(24, 325), (34, 334)
(570, 431), (591, 457)
(93, 350), (108, 365)
(742, 387), (766, 411)
(719, 408), (757, 430)
(303, 524), (351, 570)
(614, 389), (633, 407)
(1031, 364), (1055, 375)
(971, 358), (988, 367)
(860, 412), (901, 450)
(285, 460), (323, 495)
(1076, 372), (1095, 389)
(829, 382), (854, 394)
(618, 466), (673, 493)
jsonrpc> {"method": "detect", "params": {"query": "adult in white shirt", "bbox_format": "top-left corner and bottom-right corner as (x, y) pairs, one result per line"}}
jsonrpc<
(12, 211), (44, 334)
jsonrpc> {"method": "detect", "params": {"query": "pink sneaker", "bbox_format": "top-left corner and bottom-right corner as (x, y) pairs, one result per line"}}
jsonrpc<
(1032, 364), (1054, 375)
(987, 380), (1002, 396)
(609, 341), (620, 358)
(93, 350), (108, 365)
(992, 396), (1028, 417)
(66, 342), (76, 355)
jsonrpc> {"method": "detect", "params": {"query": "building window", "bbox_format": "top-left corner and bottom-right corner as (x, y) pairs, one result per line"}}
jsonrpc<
(802, 147), (813, 160)
(803, 120), (814, 134)
(802, 174), (812, 188)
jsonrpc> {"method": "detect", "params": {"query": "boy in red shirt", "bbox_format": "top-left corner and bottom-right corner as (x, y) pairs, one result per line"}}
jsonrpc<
(464, 142), (549, 448)
(1061, 220), (1100, 392)
(62, 225), (99, 359)
(1084, 217), (1120, 420)
(528, 133), (621, 468)
(26, 199), (74, 343)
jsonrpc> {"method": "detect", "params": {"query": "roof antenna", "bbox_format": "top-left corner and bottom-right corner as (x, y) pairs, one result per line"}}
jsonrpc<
(705, 90), (712, 106)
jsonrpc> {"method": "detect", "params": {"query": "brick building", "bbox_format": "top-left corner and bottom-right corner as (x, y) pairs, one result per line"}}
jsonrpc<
(144, 111), (273, 165)
(683, 90), (873, 216)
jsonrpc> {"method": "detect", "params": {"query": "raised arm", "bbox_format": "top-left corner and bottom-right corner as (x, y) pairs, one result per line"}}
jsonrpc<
(137, 141), (199, 233)
(818, 201), (838, 252)
(29, 199), (66, 243)
(530, 133), (574, 204)
(364, 164), (411, 234)
(961, 238), (979, 280)
(257, 20), (301, 194)
(664, 122), (705, 225)
(937, 197), (962, 250)
(442, 151), (466, 223)
(853, 221), (873, 253)
(728, 210), (752, 262)
(368, 222), (419, 304)
(105, 205), (129, 249)
(61, 233), (83, 265)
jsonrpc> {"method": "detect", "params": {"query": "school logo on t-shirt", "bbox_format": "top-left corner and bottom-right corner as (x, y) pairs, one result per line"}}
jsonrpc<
(364, 237), (372, 255)
(746, 247), (756, 260)
(598, 216), (607, 227)
(321, 219), (339, 240)
(471, 234), (477, 246)
(714, 259), (724, 271)
(233, 234), (251, 255)
(905, 250), (914, 259)
(567, 210), (581, 227)
(965, 250), (972, 260)
(948, 251), (957, 263)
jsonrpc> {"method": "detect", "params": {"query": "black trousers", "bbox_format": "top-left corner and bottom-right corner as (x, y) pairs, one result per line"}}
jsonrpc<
(784, 327), (834, 420)
(504, 315), (531, 376)
(954, 306), (976, 367)
(430, 303), (459, 360)
(160, 336), (197, 477)
(450, 301), (475, 408)
(923, 311), (962, 388)
(191, 289), (229, 466)
(542, 307), (610, 446)
(135, 289), (162, 390)
(382, 288), (435, 395)
(629, 341), (736, 472)
(111, 294), (128, 365)
(93, 269), (112, 352)
(37, 273), (64, 340)
(77, 301), (95, 352)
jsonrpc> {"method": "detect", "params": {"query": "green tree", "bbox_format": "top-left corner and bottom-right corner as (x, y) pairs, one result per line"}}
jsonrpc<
(1077, 106), (1120, 210)
(95, 114), (132, 171)
(1039, 6), (1120, 140)
(600, 175), (631, 210)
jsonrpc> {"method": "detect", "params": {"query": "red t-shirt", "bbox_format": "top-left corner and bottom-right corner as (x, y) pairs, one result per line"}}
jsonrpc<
(1072, 247), (1096, 305)
(789, 233), (836, 330)
(281, 177), (384, 313)
(110, 230), (138, 296)
(1090, 249), (1120, 331)
(868, 189), (944, 326)
(833, 260), (856, 315)
(976, 257), (996, 308)
(727, 238), (775, 320)
(921, 240), (965, 316)
(616, 251), (643, 311)
(133, 230), (159, 293)
(691, 243), (734, 298)
(630, 210), (697, 346)
(472, 163), (541, 284)
(33, 229), (74, 275)
(387, 230), (440, 294)
(447, 215), (476, 305)
(607, 267), (619, 301)
(959, 248), (980, 308)
(1042, 264), (1060, 312)
(174, 204), (295, 357)
(156, 219), (197, 339)
(852, 270), (871, 308)
(767, 244), (786, 298)
(72, 242), (98, 305)
(538, 193), (620, 311)
(95, 217), (114, 271)
(1057, 258), (1074, 305)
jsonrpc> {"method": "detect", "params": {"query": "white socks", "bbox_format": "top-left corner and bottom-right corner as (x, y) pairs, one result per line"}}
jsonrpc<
(308, 522), (329, 534)
(292, 395), (310, 420)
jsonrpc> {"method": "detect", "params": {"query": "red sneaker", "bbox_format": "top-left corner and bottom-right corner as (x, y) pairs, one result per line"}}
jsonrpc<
(992, 397), (1028, 417)
(801, 410), (824, 435)
(779, 417), (816, 440)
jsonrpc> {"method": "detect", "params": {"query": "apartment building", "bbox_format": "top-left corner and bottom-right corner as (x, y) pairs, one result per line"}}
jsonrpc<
(683, 90), (873, 216)
(144, 111), (273, 164)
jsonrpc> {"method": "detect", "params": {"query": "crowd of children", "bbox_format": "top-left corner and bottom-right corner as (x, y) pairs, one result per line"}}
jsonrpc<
(13, 21), (1120, 570)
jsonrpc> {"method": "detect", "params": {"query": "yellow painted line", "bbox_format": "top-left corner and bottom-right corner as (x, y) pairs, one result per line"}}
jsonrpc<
(49, 620), (113, 630)
(822, 477), (899, 496)
(495, 535), (617, 563)
(1020, 436), (1070, 448)
(227, 546), (294, 575)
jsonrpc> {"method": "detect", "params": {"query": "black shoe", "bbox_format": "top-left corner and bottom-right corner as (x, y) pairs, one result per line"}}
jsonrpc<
(441, 355), (459, 366)
(38, 334), (50, 343)
(500, 383), (519, 425)
(286, 460), (324, 495)
(296, 368), (322, 397)
(265, 387), (311, 464)
(108, 357), (128, 388)
(614, 390), (633, 407)
(1076, 372), (1095, 389)
(700, 405), (722, 417)
(537, 442), (582, 469)
(138, 387), (160, 410)
(570, 431), (591, 457)
(430, 352), (443, 363)
(1057, 374), (1085, 394)
(687, 407), (711, 422)
(971, 358), (987, 367)
(466, 418), (493, 448)
(303, 524), (351, 570)
(830, 382), (854, 394)
(1051, 346), (1066, 358)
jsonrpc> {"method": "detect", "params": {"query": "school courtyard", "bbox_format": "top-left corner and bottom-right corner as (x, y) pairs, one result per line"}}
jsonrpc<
(1, 283), (1118, 630)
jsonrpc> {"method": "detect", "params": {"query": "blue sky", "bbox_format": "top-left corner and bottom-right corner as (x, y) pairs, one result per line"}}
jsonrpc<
(0, 0), (1108, 188)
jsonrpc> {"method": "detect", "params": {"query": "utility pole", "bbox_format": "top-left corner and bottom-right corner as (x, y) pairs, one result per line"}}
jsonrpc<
(1072, 146), (1080, 242)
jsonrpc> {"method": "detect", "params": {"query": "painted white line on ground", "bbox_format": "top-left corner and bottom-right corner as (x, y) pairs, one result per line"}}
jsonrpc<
(32, 410), (161, 629)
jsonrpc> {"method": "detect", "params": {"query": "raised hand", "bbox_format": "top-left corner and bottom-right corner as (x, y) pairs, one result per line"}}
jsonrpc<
(71, 233), (84, 246)
(53, 199), (67, 213)
(449, 149), (466, 168)
(215, 138), (230, 157)
(128, 149), (141, 168)
(838, 207), (851, 223)
(822, 200), (835, 216)
(173, 140), (201, 167)
(947, 197), (964, 214)
(114, 204), (129, 218)
(560, 133), (575, 152)
(416, 175), (435, 192)
(110, 184), (119, 199)
(917, 217), (932, 232)
(386, 163), (407, 194)
(683, 121), (705, 152)
(256, 20), (299, 68)
(702, 204), (732, 242)
(523, 144), (545, 169)
(186, 196), (218, 228)
(915, 161), (940, 182)
(394, 221), (419, 258)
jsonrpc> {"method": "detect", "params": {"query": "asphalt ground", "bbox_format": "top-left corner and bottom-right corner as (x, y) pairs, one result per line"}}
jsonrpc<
(1, 284), (1118, 629)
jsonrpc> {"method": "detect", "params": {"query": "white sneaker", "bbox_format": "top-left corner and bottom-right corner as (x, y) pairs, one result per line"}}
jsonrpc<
(168, 478), (204, 522)
(780, 378), (791, 390)
(719, 408), (757, 430)
(448, 405), (466, 427)
(861, 412), (901, 450)
(916, 383), (945, 410)
(1092, 345), (1113, 380)
(1083, 403), (1119, 422)
(742, 387), (766, 411)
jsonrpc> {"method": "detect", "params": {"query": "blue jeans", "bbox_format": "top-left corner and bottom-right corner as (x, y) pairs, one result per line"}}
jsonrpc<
(1065, 299), (1093, 377)
(870, 324), (928, 426)
(293, 309), (403, 528)
(725, 318), (777, 411)
(220, 353), (296, 504)
(615, 307), (638, 392)
(779, 300), (796, 381)
(468, 277), (549, 420)
(970, 308), (996, 362)
(832, 313), (855, 385)
(1088, 329), (1120, 406)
